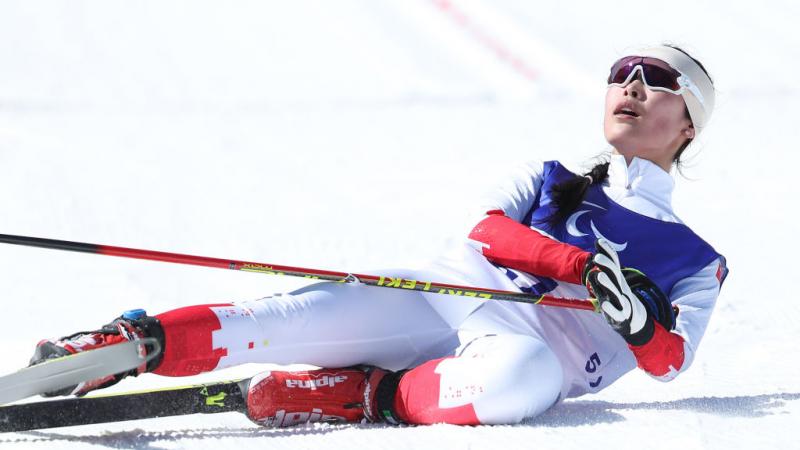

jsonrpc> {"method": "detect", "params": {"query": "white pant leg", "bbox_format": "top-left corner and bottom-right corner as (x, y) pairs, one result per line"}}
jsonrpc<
(435, 334), (563, 424)
(210, 281), (459, 371)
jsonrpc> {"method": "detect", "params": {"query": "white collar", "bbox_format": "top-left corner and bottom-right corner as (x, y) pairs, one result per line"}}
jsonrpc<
(605, 154), (675, 207)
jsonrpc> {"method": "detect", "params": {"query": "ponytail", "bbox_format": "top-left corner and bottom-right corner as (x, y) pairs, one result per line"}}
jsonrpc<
(537, 160), (610, 227)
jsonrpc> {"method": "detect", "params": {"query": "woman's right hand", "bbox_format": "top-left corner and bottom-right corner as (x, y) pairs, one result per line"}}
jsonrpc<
(583, 240), (675, 346)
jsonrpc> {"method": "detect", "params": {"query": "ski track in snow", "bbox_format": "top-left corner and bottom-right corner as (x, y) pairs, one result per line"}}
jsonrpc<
(1, 0), (799, 448)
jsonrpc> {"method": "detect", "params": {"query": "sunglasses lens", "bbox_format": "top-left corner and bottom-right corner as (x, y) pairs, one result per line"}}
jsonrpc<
(608, 56), (682, 91)
(608, 56), (639, 84)
(641, 58), (681, 91)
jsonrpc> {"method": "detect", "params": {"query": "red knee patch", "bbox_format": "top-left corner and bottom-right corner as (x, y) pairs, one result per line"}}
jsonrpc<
(394, 357), (480, 425)
(153, 304), (231, 376)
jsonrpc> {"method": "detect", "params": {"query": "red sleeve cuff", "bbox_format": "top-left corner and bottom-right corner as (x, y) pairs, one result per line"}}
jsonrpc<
(468, 213), (590, 284)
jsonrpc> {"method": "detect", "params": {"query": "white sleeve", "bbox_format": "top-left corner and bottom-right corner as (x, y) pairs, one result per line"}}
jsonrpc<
(659, 257), (723, 380)
(476, 160), (546, 222)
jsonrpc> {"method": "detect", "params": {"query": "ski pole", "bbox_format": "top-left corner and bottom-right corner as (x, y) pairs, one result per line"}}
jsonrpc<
(0, 233), (599, 312)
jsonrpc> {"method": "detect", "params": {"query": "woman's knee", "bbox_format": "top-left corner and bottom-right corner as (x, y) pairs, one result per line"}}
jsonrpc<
(459, 335), (563, 424)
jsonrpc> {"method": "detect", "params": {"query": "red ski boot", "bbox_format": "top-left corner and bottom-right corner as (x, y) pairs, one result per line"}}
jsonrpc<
(244, 367), (406, 427)
(29, 309), (164, 396)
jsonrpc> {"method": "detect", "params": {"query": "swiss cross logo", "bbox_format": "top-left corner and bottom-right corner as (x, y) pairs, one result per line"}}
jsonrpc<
(715, 263), (725, 284)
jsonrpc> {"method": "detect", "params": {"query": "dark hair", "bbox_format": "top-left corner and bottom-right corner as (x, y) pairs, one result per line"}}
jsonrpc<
(541, 44), (713, 227)
(537, 158), (611, 227)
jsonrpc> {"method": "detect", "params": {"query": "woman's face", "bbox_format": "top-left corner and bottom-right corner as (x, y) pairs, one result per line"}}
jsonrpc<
(603, 75), (694, 171)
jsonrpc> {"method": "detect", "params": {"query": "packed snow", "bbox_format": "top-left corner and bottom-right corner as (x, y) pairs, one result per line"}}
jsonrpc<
(1, 0), (798, 449)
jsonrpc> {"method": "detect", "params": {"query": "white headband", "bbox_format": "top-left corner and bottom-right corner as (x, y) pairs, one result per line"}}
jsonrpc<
(631, 46), (715, 134)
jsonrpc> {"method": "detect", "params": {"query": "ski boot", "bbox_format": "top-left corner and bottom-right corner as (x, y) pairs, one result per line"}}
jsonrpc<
(244, 366), (406, 427)
(29, 309), (165, 396)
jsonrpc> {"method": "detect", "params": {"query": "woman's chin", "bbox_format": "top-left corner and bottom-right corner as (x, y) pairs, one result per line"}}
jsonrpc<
(604, 129), (640, 152)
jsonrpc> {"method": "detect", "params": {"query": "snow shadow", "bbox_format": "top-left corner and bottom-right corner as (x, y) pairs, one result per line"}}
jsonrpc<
(532, 392), (800, 427)
(0, 424), (359, 449)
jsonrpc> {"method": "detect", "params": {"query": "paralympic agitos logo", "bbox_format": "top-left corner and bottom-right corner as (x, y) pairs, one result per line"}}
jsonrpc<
(564, 201), (628, 252)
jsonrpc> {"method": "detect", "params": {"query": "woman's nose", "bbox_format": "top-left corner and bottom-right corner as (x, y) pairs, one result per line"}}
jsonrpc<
(624, 79), (645, 99)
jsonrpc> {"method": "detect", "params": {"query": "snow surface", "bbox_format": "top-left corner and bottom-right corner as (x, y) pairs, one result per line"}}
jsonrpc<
(1, 0), (798, 449)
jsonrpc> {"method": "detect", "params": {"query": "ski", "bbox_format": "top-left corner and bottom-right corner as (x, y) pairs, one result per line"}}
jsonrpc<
(0, 378), (250, 432)
(0, 338), (159, 406)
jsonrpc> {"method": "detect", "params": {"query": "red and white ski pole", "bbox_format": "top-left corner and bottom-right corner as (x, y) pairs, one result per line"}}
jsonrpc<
(0, 233), (600, 312)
